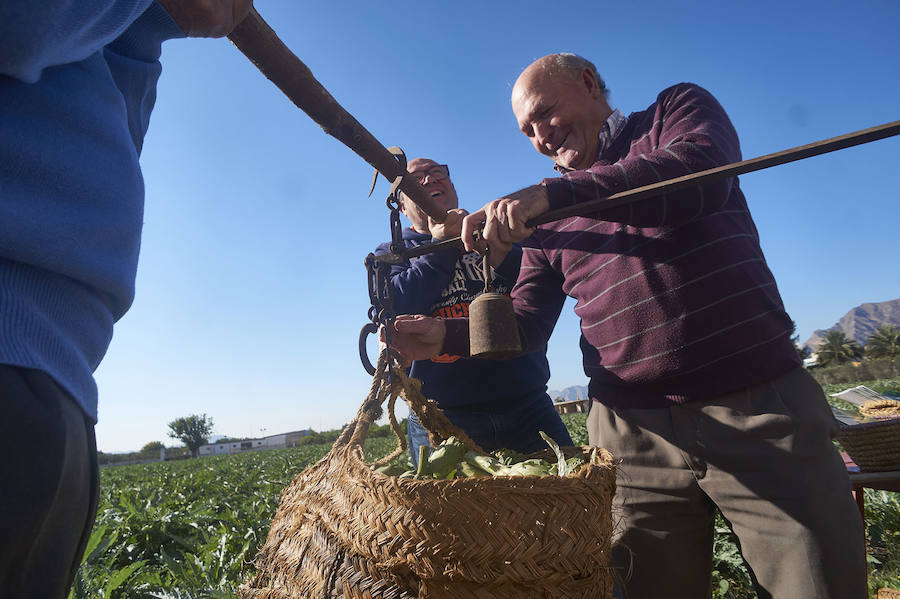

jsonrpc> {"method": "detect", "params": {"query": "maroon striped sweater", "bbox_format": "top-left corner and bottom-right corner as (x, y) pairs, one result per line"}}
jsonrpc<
(448, 83), (800, 408)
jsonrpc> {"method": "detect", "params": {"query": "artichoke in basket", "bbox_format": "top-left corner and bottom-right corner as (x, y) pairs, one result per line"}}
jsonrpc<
(426, 437), (468, 476)
(372, 432), (587, 479)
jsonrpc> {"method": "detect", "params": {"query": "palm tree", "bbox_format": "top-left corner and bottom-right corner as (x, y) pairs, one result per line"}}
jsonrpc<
(789, 320), (809, 360)
(865, 324), (900, 359)
(816, 330), (863, 366)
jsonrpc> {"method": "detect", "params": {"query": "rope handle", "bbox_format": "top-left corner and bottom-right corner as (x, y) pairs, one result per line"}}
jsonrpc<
(332, 349), (484, 464)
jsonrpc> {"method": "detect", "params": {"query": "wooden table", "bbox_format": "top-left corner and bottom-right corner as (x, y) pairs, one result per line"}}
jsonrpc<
(843, 452), (900, 519)
(843, 454), (900, 594)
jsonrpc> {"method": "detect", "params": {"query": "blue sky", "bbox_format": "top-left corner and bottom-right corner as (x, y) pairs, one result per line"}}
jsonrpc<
(94, 0), (900, 452)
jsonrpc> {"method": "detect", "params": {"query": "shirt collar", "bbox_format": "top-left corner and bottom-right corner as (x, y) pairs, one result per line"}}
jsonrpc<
(554, 108), (627, 174)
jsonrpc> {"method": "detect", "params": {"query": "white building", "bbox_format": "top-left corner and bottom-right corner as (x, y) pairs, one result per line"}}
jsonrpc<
(553, 398), (591, 415)
(198, 429), (311, 456)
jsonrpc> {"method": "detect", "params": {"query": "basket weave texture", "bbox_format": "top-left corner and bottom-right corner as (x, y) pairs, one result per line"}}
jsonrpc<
(859, 399), (900, 419)
(839, 417), (900, 472)
(877, 588), (900, 599)
(240, 353), (617, 598)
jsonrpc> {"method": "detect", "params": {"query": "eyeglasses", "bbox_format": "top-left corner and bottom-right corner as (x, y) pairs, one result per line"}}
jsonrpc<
(408, 164), (450, 183)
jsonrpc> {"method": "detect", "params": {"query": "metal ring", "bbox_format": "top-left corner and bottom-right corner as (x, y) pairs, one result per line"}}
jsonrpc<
(358, 322), (379, 375)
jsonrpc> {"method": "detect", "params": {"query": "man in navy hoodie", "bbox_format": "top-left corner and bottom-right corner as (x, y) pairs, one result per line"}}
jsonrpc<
(0, 2), (250, 597)
(374, 157), (572, 466)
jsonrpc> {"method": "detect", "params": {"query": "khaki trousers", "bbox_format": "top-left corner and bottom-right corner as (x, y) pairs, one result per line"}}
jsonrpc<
(588, 367), (867, 599)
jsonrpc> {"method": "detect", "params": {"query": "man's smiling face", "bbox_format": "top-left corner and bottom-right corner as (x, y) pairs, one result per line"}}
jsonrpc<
(512, 65), (610, 171)
(406, 158), (458, 211)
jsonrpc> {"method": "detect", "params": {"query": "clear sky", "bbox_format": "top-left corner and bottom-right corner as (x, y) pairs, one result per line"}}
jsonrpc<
(94, 0), (900, 452)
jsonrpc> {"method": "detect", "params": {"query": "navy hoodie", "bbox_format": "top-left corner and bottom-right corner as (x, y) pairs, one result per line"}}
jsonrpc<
(375, 228), (552, 410)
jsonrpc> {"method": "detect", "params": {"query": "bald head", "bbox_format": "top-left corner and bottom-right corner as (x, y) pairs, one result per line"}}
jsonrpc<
(518, 54), (606, 91)
(512, 54), (612, 171)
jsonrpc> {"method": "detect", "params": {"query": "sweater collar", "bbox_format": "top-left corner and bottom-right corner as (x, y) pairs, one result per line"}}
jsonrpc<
(599, 109), (628, 156)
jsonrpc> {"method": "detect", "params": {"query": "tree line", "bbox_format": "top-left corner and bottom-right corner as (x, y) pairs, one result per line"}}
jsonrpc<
(812, 324), (900, 366)
(804, 324), (900, 386)
(101, 414), (407, 465)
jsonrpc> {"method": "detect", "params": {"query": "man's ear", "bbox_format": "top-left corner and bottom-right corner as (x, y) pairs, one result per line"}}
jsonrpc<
(582, 68), (601, 99)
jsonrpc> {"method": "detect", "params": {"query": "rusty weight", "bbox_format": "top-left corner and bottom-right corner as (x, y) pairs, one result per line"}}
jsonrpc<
(469, 250), (521, 359)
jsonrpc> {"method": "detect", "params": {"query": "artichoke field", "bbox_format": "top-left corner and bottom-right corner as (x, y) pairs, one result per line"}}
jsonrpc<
(69, 413), (898, 598)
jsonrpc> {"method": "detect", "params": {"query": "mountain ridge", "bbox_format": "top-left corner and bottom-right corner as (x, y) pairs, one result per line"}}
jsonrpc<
(803, 297), (900, 351)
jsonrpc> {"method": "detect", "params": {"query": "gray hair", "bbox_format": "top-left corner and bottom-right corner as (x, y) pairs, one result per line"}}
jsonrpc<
(545, 53), (608, 97)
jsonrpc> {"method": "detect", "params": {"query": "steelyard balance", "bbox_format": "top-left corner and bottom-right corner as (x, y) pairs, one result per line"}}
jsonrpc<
(224, 8), (900, 373)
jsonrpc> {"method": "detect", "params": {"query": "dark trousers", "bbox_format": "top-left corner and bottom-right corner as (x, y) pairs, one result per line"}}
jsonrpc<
(0, 365), (99, 599)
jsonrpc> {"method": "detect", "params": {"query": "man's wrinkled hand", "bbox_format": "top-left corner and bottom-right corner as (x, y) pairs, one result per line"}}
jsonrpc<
(428, 208), (467, 241)
(461, 183), (549, 266)
(382, 315), (446, 361)
(377, 326), (411, 367)
(159, 0), (253, 38)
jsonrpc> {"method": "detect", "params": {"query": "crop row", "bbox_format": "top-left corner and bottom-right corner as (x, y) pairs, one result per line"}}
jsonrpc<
(70, 411), (898, 598)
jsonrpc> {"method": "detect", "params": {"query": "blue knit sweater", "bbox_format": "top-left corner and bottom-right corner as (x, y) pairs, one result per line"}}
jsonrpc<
(0, 2), (184, 421)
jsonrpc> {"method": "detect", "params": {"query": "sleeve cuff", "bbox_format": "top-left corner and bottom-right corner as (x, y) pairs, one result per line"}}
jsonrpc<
(542, 176), (579, 212)
(110, 2), (186, 62)
(441, 318), (471, 357)
(492, 245), (522, 283)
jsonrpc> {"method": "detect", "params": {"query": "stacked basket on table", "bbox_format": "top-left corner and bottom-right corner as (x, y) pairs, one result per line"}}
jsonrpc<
(240, 356), (617, 599)
(838, 398), (900, 472)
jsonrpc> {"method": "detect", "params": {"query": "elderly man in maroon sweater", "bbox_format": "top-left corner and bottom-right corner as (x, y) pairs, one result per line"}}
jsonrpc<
(389, 54), (866, 598)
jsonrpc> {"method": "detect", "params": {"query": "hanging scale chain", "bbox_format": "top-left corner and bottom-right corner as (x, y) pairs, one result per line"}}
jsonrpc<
(359, 149), (407, 375)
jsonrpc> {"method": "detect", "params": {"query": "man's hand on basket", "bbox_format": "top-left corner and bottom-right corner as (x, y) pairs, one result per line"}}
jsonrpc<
(383, 315), (446, 361)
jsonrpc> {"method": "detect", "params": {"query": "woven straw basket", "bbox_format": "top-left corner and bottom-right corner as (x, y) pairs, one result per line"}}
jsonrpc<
(240, 355), (617, 598)
(838, 417), (900, 472)
(877, 588), (900, 599)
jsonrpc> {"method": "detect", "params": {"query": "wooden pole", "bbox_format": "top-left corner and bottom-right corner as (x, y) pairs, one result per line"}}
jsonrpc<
(527, 120), (900, 227)
(371, 120), (900, 265)
(227, 8), (446, 222)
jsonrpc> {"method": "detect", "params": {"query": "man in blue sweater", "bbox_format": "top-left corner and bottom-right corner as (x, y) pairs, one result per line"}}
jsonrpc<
(374, 157), (572, 466)
(0, 2), (250, 597)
